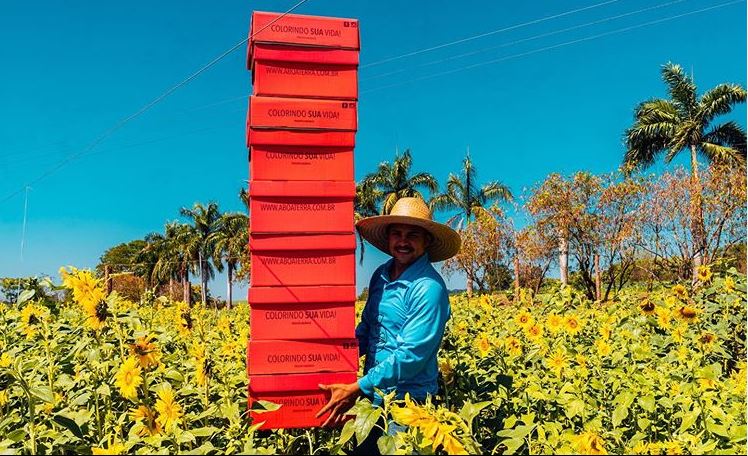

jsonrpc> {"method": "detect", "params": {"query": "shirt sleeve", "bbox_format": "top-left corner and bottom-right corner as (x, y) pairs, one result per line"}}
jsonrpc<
(355, 266), (381, 357)
(357, 279), (449, 397)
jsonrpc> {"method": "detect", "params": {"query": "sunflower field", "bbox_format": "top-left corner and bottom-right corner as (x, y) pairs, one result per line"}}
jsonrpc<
(0, 266), (745, 454)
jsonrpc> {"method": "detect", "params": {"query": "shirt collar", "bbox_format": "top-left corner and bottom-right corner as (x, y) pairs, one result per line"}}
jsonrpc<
(380, 253), (430, 285)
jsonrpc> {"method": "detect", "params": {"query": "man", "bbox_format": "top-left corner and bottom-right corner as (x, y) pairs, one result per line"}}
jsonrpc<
(316, 197), (461, 435)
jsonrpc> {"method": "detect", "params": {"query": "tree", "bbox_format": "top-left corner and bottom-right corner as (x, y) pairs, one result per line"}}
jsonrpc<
(363, 149), (438, 214)
(96, 240), (147, 278)
(180, 202), (222, 307)
(515, 224), (556, 294)
(624, 62), (746, 280)
(142, 222), (192, 303)
(430, 150), (512, 228)
(442, 206), (514, 297)
(431, 150), (512, 294)
(209, 212), (248, 309)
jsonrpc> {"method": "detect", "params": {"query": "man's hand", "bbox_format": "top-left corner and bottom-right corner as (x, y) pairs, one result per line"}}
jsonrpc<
(316, 382), (361, 428)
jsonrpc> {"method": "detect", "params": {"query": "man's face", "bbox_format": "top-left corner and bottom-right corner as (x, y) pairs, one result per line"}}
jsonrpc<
(387, 223), (431, 267)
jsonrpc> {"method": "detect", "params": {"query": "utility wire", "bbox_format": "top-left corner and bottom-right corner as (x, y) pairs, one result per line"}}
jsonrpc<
(362, 0), (689, 82)
(361, 0), (744, 94)
(0, 0), (310, 205)
(360, 0), (623, 68)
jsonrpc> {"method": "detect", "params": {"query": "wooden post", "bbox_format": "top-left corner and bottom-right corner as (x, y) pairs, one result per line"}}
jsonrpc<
(104, 265), (112, 295)
(594, 253), (601, 301)
(559, 231), (569, 286)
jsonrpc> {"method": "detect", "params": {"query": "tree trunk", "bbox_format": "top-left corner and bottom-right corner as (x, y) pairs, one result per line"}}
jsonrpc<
(513, 255), (520, 296)
(227, 263), (233, 310)
(199, 251), (207, 306)
(559, 230), (569, 286)
(169, 277), (174, 301)
(466, 275), (473, 299)
(690, 145), (706, 283)
(183, 269), (191, 306)
(594, 253), (601, 301)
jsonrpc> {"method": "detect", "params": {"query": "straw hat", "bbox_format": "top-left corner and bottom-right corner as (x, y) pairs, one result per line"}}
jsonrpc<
(356, 197), (461, 262)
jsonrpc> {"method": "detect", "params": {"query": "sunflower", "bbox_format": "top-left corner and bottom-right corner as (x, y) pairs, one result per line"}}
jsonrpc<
(91, 442), (126, 455)
(155, 386), (182, 432)
(671, 325), (687, 343)
(546, 314), (563, 333)
(114, 357), (142, 401)
(475, 334), (492, 358)
(639, 299), (656, 316)
(129, 405), (162, 437)
(129, 336), (160, 369)
(595, 339), (612, 357)
(0, 390), (9, 406)
(195, 356), (215, 387)
(696, 265), (713, 283)
(524, 324), (544, 342)
(598, 324), (612, 340)
(515, 310), (535, 329)
(439, 358), (455, 385)
(655, 307), (671, 329)
(697, 332), (717, 350)
(724, 276), (736, 293)
(545, 348), (568, 376)
(503, 336), (522, 358)
(20, 303), (45, 339)
(676, 305), (698, 323)
(0, 353), (12, 368)
(671, 284), (688, 300)
(564, 315), (583, 336)
(84, 300), (110, 331)
(571, 431), (607, 455)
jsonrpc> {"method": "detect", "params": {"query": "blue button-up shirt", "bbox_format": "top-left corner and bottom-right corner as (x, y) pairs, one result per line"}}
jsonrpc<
(356, 254), (451, 404)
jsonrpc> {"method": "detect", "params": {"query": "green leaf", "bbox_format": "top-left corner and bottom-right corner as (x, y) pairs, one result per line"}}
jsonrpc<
(30, 386), (54, 404)
(17, 289), (35, 305)
(498, 424), (534, 440)
(706, 421), (731, 438)
(163, 369), (184, 382)
(5, 429), (26, 443)
(250, 400), (281, 413)
(637, 417), (651, 431)
(337, 419), (356, 447)
(459, 400), (491, 426)
(565, 399), (585, 419)
(183, 442), (216, 455)
(503, 414), (518, 429)
(189, 426), (219, 437)
(502, 437), (525, 454)
(612, 404), (628, 427)
(53, 414), (84, 439)
(354, 406), (381, 445)
(679, 408), (700, 433)
(730, 425), (747, 443)
(639, 395), (655, 412)
(377, 435), (397, 455)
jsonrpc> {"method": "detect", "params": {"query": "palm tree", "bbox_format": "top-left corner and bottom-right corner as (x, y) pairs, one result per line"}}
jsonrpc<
(146, 222), (193, 303)
(209, 212), (248, 309)
(354, 179), (382, 221)
(180, 202), (222, 306)
(430, 149), (513, 228)
(430, 149), (513, 295)
(625, 62), (746, 280)
(363, 149), (438, 214)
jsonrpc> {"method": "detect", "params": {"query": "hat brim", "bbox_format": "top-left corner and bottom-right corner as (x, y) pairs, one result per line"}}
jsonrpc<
(355, 215), (461, 262)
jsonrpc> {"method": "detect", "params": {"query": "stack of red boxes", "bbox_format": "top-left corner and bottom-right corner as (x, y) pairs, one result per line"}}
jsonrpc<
(245, 11), (360, 430)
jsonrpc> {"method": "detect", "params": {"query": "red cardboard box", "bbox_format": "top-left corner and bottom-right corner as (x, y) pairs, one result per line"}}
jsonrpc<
(249, 11), (360, 50)
(247, 127), (356, 147)
(250, 145), (354, 181)
(252, 60), (358, 99)
(249, 180), (354, 233)
(249, 233), (355, 287)
(248, 338), (359, 375)
(251, 43), (359, 66)
(248, 371), (357, 429)
(249, 286), (356, 340)
(248, 96), (357, 131)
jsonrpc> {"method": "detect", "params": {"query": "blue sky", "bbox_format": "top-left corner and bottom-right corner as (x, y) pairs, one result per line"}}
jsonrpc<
(1, 0), (745, 296)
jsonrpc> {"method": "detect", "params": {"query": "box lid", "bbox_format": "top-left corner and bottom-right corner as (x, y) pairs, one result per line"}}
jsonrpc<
(249, 286), (356, 304)
(249, 96), (357, 131)
(250, 12), (360, 49)
(249, 371), (358, 393)
(249, 180), (355, 198)
(249, 233), (356, 251)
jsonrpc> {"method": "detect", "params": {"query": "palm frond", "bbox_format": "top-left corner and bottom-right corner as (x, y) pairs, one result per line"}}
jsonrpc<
(481, 181), (513, 203)
(661, 62), (697, 113)
(699, 83), (747, 124)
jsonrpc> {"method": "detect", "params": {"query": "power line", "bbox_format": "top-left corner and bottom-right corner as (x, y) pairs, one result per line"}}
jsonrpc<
(361, 0), (744, 94)
(0, 0), (311, 205)
(360, 0), (623, 68)
(361, 0), (689, 82)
